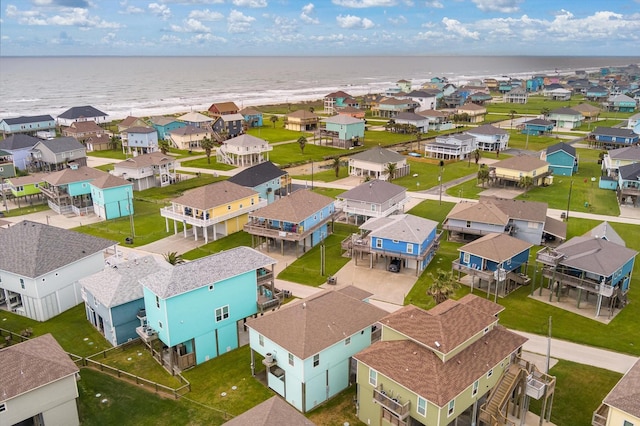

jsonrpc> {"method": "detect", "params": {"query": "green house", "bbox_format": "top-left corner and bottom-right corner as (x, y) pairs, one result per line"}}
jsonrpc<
(5, 173), (45, 198)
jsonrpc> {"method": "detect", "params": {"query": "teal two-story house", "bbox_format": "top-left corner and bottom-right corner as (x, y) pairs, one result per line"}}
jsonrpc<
(320, 115), (365, 149)
(149, 116), (186, 140)
(139, 247), (277, 373)
(89, 174), (134, 220)
(542, 142), (578, 176)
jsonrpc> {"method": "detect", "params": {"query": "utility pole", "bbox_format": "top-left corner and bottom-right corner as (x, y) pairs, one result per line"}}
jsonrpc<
(566, 180), (573, 220)
(545, 316), (552, 374)
(128, 189), (136, 238)
(438, 160), (444, 205)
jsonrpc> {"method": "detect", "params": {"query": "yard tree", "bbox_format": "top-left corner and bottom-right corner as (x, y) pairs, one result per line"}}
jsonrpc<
(163, 251), (185, 265)
(478, 165), (490, 187)
(509, 109), (517, 128)
(541, 107), (550, 120)
(518, 175), (534, 192)
(332, 157), (341, 177)
(270, 115), (278, 128)
(385, 162), (397, 182)
(426, 269), (460, 305)
(158, 139), (170, 155)
(298, 135), (307, 154)
(201, 136), (215, 164)
(474, 148), (481, 164)
(109, 135), (119, 151)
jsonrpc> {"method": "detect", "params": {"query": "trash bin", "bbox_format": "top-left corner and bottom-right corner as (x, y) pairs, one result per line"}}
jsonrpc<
(125, 237), (134, 244)
(327, 276), (337, 285)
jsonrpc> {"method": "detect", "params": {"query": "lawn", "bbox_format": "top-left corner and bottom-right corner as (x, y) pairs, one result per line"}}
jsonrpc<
(1, 202), (50, 217)
(313, 187), (347, 199)
(269, 141), (347, 167)
(181, 231), (253, 261)
(574, 118), (626, 131)
(485, 96), (588, 115)
(257, 100), (324, 115)
(179, 157), (236, 171)
(87, 150), (127, 160)
(445, 177), (489, 199)
(290, 161), (349, 182)
(135, 173), (223, 201)
(307, 385), (363, 426)
(507, 131), (571, 152)
(277, 222), (358, 286)
(246, 123), (314, 143)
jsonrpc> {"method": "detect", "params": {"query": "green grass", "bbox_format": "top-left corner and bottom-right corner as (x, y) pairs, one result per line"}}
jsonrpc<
(277, 222), (358, 286)
(507, 131), (572, 152)
(574, 119), (625, 131)
(446, 178), (489, 199)
(269, 142), (347, 167)
(87, 150), (127, 160)
(486, 96), (590, 115)
(313, 187), (347, 199)
(258, 100), (324, 115)
(1, 202), (50, 217)
(291, 163), (349, 182)
(307, 385), (363, 426)
(181, 232), (254, 261)
(179, 157), (236, 171)
(246, 124), (314, 143)
(136, 174), (223, 200)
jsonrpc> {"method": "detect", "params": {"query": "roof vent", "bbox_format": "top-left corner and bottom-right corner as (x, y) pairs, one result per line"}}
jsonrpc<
(435, 341), (441, 348)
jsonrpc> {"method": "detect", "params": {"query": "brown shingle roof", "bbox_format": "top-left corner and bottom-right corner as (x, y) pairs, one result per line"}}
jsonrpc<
(223, 396), (316, 425)
(67, 121), (104, 133)
(90, 173), (132, 189)
(43, 166), (108, 186)
(543, 216), (567, 240)
(603, 358), (640, 418)
(171, 180), (257, 210)
(286, 110), (319, 119)
(0, 334), (79, 401)
(119, 116), (141, 127)
(249, 189), (333, 222)
(247, 290), (386, 359)
(481, 197), (548, 224)
(7, 173), (47, 186)
(209, 102), (239, 114)
(458, 293), (505, 316)
(115, 152), (177, 169)
(337, 285), (373, 301)
(445, 201), (509, 226)
(458, 233), (532, 263)
(493, 155), (549, 172)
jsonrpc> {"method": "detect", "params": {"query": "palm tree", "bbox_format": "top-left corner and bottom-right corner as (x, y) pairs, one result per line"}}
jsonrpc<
(474, 148), (481, 165)
(158, 139), (171, 155)
(163, 251), (185, 265)
(270, 115), (278, 128)
(298, 136), (307, 154)
(309, 106), (315, 113)
(332, 157), (341, 177)
(415, 130), (422, 152)
(201, 136), (215, 164)
(385, 162), (397, 182)
(509, 109), (517, 128)
(109, 135), (119, 151)
(477, 166), (490, 187)
(426, 269), (460, 305)
(541, 107), (550, 120)
(518, 176), (534, 193)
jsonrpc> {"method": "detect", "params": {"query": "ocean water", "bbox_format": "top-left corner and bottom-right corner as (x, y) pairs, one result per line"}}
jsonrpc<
(1, 56), (638, 120)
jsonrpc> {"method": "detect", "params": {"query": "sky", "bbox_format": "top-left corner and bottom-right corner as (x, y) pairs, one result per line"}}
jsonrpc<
(1, 0), (639, 56)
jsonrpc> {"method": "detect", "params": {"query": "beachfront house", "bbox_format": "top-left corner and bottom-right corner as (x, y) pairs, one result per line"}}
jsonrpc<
(216, 134), (272, 166)
(0, 134), (40, 171)
(402, 89), (439, 112)
(393, 112), (429, 133)
(424, 134), (477, 160)
(0, 334), (81, 426)
(123, 126), (159, 155)
(89, 173), (134, 220)
(593, 358), (640, 426)
(336, 179), (408, 225)
(602, 146), (640, 177)
(324, 91), (355, 114)
(606, 94), (637, 112)
(541, 142), (578, 176)
(79, 255), (169, 346)
(0, 150), (16, 179)
(30, 137), (87, 172)
(453, 233), (533, 296)
(177, 111), (214, 128)
(161, 180), (266, 244)
(548, 107), (582, 129)
(169, 125), (212, 150)
(57, 105), (109, 127)
(318, 115), (365, 149)
(112, 152), (179, 191)
(443, 197), (565, 246)
(228, 161), (290, 204)
(465, 124), (509, 152)
(521, 118), (554, 136)
(456, 103), (487, 123)
(117, 116), (148, 135)
(138, 247), (277, 372)
(490, 155), (552, 187)
(589, 127), (639, 148)
(244, 189), (337, 257)
(617, 163), (640, 207)
(354, 295), (552, 426)
(285, 110), (319, 131)
(213, 114), (245, 139)
(0, 220), (117, 321)
(149, 116), (187, 140)
(247, 289), (387, 413)
(0, 115), (55, 138)
(239, 107), (263, 128)
(348, 146), (410, 181)
(208, 101), (239, 117)
(39, 164), (104, 215)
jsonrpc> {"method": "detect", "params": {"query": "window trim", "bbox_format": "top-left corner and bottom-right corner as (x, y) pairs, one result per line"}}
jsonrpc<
(258, 334), (264, 347)
(215, 305), (230, 322)
(313, 354), (320, 367)
(369, 368), (377, 386)
(472, 380), (479, 397)
(487, 368), (494, 378)
(0, 402), (6, 412)
(288, 353), (294, 366)
(417, 396), (427, 417)
(448, 399), (455, 417)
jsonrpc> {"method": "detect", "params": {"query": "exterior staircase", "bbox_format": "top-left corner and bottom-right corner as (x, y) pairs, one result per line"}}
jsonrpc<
(479, 364), (523, 426)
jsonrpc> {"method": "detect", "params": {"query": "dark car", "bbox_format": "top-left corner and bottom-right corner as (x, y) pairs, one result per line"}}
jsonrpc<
(388, 259), (401, 273)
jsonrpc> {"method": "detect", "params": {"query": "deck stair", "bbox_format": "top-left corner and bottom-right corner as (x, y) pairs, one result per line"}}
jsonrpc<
(479, 364), (524, 426)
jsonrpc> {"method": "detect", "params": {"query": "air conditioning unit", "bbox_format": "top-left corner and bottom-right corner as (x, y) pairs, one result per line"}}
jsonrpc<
(265, 353), (274, 363)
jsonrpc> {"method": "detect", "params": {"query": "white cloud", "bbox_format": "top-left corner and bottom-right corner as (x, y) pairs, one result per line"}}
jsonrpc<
(471, 0), (522, 13)
(227, 9), (255, 33)
(6, 5), (122, 28)
(191, 33), (227, 43)
(442, 17), (480, 39)
(120, 5), (144, 14)
(170, 18), (210, 32)
(188, 9), (224, 21)
(336, 14), (374, 29)
(149, 3), (171, 20)
(388, 15), (407, 25)
(332, 0), (396, 8)
(300, 3), (319, 24)
(232, 0), (267, 7)
(425, 0), (443, 8)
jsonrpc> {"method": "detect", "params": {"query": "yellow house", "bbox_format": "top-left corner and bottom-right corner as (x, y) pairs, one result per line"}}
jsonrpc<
(491, 155), (552, 187)
(160, 180), (267, 243)
(457, 103), (487, 123)
(284, 110), (319, 132)
(168, 125), (212, 150)
(593, 358), (640, 426)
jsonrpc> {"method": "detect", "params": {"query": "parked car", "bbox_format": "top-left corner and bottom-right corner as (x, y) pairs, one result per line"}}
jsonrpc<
(388, 259), (401, 273)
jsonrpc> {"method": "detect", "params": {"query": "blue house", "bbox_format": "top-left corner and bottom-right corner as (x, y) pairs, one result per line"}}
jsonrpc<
(324, 91), (356, 114)
(357, 214), (440, 275)
(617, 163), (640, 207)
(627, 112), (640, 135)
(138, 247), (277, 372)
(590, 127), (639, 147)
(244, 189), (338, 257)
(247, 288), (386, 413)
(320, 115), (365, 149)
(40, 165), (106, 215)
(607, 94), (637, 113)
(0, 134), (40, 171)
(149, 116), (186, 140)
(586, 85), (609, 101)
(238, 107), (263, 128)
(453, 233), (533, 297)
(228, 161), (290, 204)
(0, 150), (16, 179)
(521, 118), (554, 136)
(89, 173), (134, 220)
(543, 142), (578, 176)
(0, 115), (55, 138)
(526, 77), (543, 92)
(79, 256), (169, 346)
(124, 126), (159, 155)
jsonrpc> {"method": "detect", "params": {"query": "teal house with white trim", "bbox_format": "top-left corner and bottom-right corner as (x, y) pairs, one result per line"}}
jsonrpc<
(542, 142), (578, 176)
(139, 247), (277, 372)
(89, 174), (134, 220)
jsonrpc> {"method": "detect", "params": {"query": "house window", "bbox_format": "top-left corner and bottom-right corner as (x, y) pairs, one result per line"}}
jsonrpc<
(215, 305), (229, 322)
(487, 369), (494, 378)
(376, 239), (382, 249)
(407, 243), (414, 254)
(20, 278), (24, 289)
(155, 295), (160, 308)
(417, 396), (427, 416)
(369, 368), (377, 386)
(371, 204), (376, 211)
(227, 205), (231, 210)
(158, 321), (163, 329)
(313, 354), (320, 367)
(289, 353), (294, 366)
(472, 380), (479, 397)
(314, 214), (317, 220)
(392, 239), (399, 244)
(623, 421), (634, 426)
(448, 400), (455, 416)
(345, 337), (351, 345)
(506, 258), (511, 266)
(251, 198), (254, 205)
(259, 334), (264, 346)
(0, 403), (5, 412)
(484, 327), (489, 334)
(466, 220), (471, 228)
(463, 252), (470, 264)
(239, 204), (243, 208)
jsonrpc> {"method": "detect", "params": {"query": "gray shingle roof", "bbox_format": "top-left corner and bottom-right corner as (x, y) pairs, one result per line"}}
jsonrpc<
(549, 107), (581, 116)
(58, 105), (107, 119)
(249, 189), (333, 222)
(547, 142), (576, 157)
(149, 116), (181, 126)
(338, 179), (406, 204)
(524, 118), (553, 126)
(619, 163), (640, 181)
(350, 146), (404, 164)
(0, 334), (79, 401)
(90, 173), (132, 189)
(592, 127), (637, 138)
(139, 246), (276, 299)
(603, 358), (640, 419)
(585, 222), (625, 247)
(80, 256), (169, 308)
(555, 235), (637, 277)
(493, 155), (549, 172)
(1, 115), (54, 125)
(224, 134), (267, 147)
(126, 126), (156, 134)
(43, 166), (107, 186)
(223, 396), (315, 426)
(115, 152), (177, 169)
(321, 115), (363, 125)
(608, 146), (640, 161)
(0, 220), (117, 278)
(362, 214), (438, 244)
(465, 124), (507, 136)
(228, 161), (286, 188)
(0, 134), (41, 150)
(395, 112), (427, 121)
(35, 137), (85, 154)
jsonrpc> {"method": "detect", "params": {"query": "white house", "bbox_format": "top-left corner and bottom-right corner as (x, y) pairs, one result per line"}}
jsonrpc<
(216, 134), (273, 167)
(425, 134), (477, 160)
(57, 105), (109, 127)
(112, 152), (179, 191)
(0, 221), (117, 321)
(465, 124), (509, 152)
(348, 146), (410, 181)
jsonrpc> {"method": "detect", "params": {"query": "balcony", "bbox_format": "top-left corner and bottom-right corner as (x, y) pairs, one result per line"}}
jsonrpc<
(256, 268), (274, 285)
(592, 403), (609, 426)
(338, 199), (407, 219)
(536, 248), (564, 266)
(161, 199), (267, 227)
(244, 209), (341, 242)
(373, 386), (410, 420)
(452, 259), (496, 282)
(136, 325), (158, 343)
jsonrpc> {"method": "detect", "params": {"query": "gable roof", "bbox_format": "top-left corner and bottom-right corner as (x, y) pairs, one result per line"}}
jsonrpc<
(485, 197), (548, 223)
(585, 221), (626, 247)
(34, 137), (85, 154)
(140, 246), (276, 299)
(169, 125), (207, 137)
(119, 116), (143, 127)
(608, 146), (640, 161)
(224, 134), (267, 148)
(90, 173), (132, 190)
(609, 94), (636, 103)
(247, 290), (386, 359)
(67, 121), (104, 133)
(572, 103), (602, 114)
(395, 111), (428, 121)
(325, 90), (351, 98)
(555, 235), (637, 277)
(603, 358), (640, 419)
(321, 115), (363, 125)
(43, 166), (107, 186)
(171, 180), (257, 210)
(418, 109), (449, 118)
(249, 189), (333, 222)
(338, 179), (406, 204)
(547, 142), (577, 157)
(80, 256), (169, 308)
(523, 118), (554, 126)
(592, 127), (637, 138)
(446, 201), (509, 226)
(543, 217), (568, 240)
(457, 103), (486, 112)
(549, 107), (581, 116)
(209, 102), (239, 113)
(465, 124), (507, 136)
(238, 107), (262, 116)
(493, 155), (549, 172)
(0, 134), (41, 150)
(115, 152), (177, 169)
(350, 146), (404, 165)
(619, 162), (640, 181)
(6, 173), (47, 186)
(217, 113), (245, 122)
(361, 214), (437, 244)
(149, 116), (182, 126)
(0, 220), (116, 278)
(286, 110), (318, 119)
(1, 115), (54, 125)
(178, 112), (212, 123)
(459, 232), (532, 263)
(58, 105), (107, 119)
(223, 396), (315, 426)
(0, 334), (79, 401)
(228, 161), (286, 188)
(126, 126), (156, 134)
